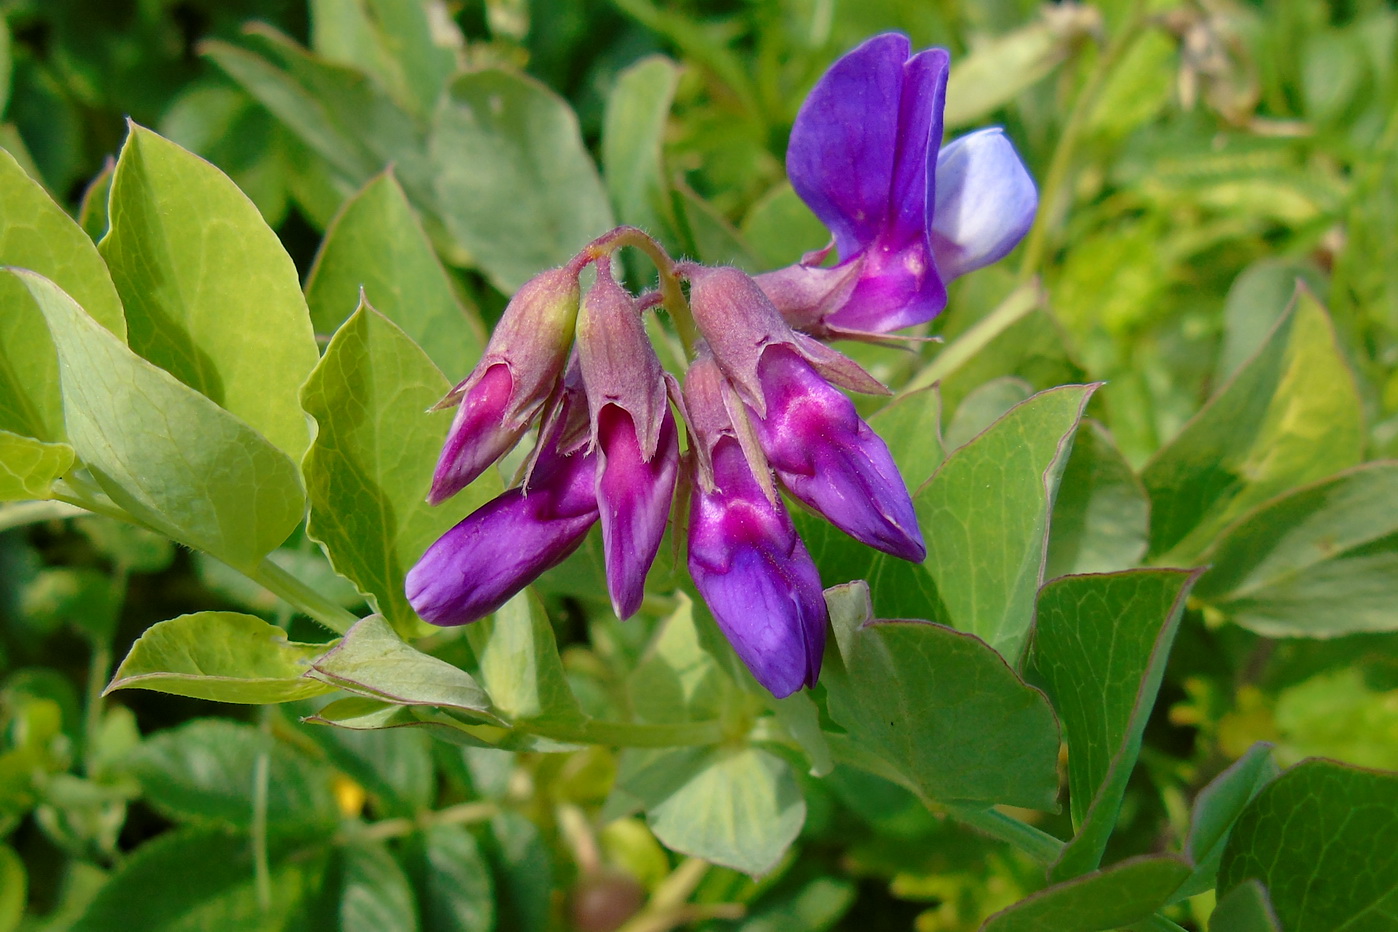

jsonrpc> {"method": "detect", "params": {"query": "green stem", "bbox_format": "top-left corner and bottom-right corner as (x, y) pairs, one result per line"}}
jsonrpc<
(0, 500), (88, 533)
(586, 226), (698, 357)
(520, 716), (725, 749)
(1016, 4), (1149, 280)
(250, 558), (358, 635)
(943, 804), (1065, 865)
(1128, 916), (1190, 932)
(250, 741), (272, 911)
(902, 281), (1041, 393)
(352, 800), (499, 843)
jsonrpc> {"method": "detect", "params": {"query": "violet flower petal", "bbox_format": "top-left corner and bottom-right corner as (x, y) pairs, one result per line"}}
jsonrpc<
(428, 364), (521, 505)
(408, 446), (598, 626)
(596, 404), (680, 620)
(752, 347), (925, 561)
(930, 128), (1038, 281)
(688, 438), (827, 698)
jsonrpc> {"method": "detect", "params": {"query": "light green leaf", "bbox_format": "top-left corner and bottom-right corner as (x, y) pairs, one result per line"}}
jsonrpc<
(466, 590), (583, 725)
(124, 718), (338, 832)
(1144, 288), (1364, 565)
(1175, 743), (1279, 900)
(308, 615), (496, 719)
(943, 376), (1032, 451)
(601, 56), (682, 253)
(921, 383), (1096, 662)
(301, 300), (495, 636)
(0, 146), (124, 442)
(430, 68), (614, 292)
(105, 612), (335, 704)
(99, 123), (318, 460)
(1274, 668), (1398, 770)
(70, 826), (327, 932)
(625, 594), (734, 724)
(0, 431), (72, 501)
(675, 184), (760, 271)
(741, 181), (829, 270)
(1210, 880), (1281, 932)
(1194, 462), (1398, 637)
(635, 746), (804, 877)
(822, 582), (1061, 810)
(305, 173), (484, 378)
(0, 843), (23, 932)
(334, 841), (419, 932)
(1034, 568), (1202, 880)
(1219, 759), (1398, 932)
(867, 385), (944, 493)
(11, 270), (306, 570)
(404, 825), (496, 932)
(979, 855), (1192, 932)
(76, 158), (115, 242)
(1046, 420), (1150, 578)
(1219, 258), (1326, 379)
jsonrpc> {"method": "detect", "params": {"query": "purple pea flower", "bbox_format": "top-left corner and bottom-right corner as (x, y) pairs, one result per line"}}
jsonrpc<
(761, 33), (1037, 337)
(684, 354), (827, 698)
(576, 265), (680, 620)
(428, 266), (581, 504)
(749, 345), (924, 562)
(407, 377), (598, 626)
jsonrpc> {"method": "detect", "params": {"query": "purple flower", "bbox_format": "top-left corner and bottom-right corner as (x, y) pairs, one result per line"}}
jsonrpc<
(576, 265), (680, 620)
(763, 33), (1037, 336)
(684, 356), (827, 698)
(749, 345), (924, 561)
(428, 266), (581, 504)
(407, 384), (598, 626)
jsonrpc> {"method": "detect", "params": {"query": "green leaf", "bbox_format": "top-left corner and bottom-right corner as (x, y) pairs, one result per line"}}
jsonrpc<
(1143, 287), (1364, 564)
(1219, 258), (1326, 379)
(10, 270), (306, 570)
(740, 181), (829, 270)
(1175, 742), (1279, 900)
(106, 612), (335, 704)
(0, 431), (72, 501)
(866, 385), (944, 494)
(979, 855), (1192, 932)
(430, 68), (614, 292)
(1034, 568), (1202, 880)
(943, 9), (1092, 129)
(1193, 462), (1398, 637)
(300, 711), (434, 816)
(0, 146), (124, 442)
(1046, 420), (1150, 578)
(70, 826), (327, 932)
(305, 173), (484, 378)
(1210, 880), (1281, 932)
(124, 718), (338, 832)
(1219, 759), (1398, 932)
(1274, 668), (1398, 770)
(484, 810), (554, 932)
(404, 824), (496, 932)
(623, 746), (804, 877)
(625, 594), (734, 724)
(330, 841), (419, 932)
(675, 184), (760, 270)
(301, 300), (497, 636)
(310, 0), (459, 118)
(466, 590), (582, 725)
(822, 582), (1060, 810)
(921, 383), (1096, 661)
(0, 843), (24, 932)
(308, 615), (496, 719)
(99, 123), (319, 460)
(943, 377), (1032, 452)
(601, 56), (682, 253)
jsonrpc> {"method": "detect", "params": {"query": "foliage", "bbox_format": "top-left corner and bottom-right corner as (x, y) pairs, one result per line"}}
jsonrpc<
(2, 0), (1398, 930)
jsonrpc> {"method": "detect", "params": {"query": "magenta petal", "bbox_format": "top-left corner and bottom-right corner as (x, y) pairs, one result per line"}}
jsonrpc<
(428, 364), (522, 505)
(931, 128), (1038, 280)
(823, 238), (947, 334)
(596, 405), (680, 620)
(688, 440), (827, 697)
(787, 33), (910, 259)
(408, 447), (598, 626)
(752, 347), (924, 561)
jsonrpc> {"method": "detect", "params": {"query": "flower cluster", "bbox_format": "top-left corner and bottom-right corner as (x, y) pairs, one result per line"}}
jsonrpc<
(406, 33), (1037, 697)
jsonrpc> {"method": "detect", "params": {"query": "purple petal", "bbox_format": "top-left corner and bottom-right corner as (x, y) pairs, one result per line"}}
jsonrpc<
(408, 446), (598, 626)
(930, 128), (1038, 280)
(687, 439), (827, 697)
(887, 47), (950, 249)
(823, 238), (947, 334)
(787, 34), (911, 258)
(596, 404), (680, 620)
(752, 347), (924, 561)
(428, 364), (522, 504)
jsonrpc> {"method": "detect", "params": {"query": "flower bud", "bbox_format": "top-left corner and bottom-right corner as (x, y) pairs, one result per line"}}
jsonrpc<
(428, 266), (581, 504)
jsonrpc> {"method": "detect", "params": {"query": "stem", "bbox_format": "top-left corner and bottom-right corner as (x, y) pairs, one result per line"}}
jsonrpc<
(1016, 4), (1149, 280)
(0, 500), (88, 533)
(585, 226), (698, 357)
(902, 281), (1041, 393)
(943, 804), (1065, 865)
(250, 558), (358, 634)
(519, 717), (725, 749)
(251, 743), (272, 910)
(352, 800), (499, 843)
